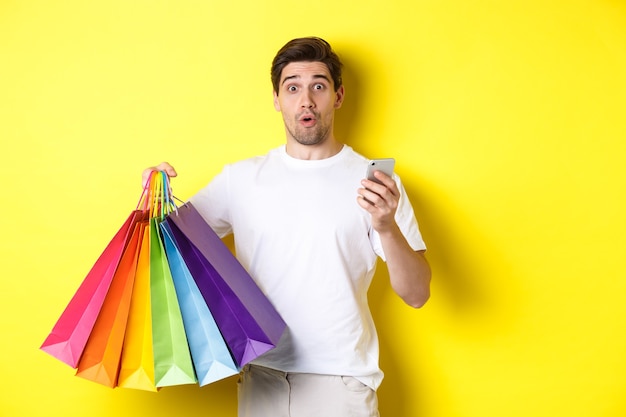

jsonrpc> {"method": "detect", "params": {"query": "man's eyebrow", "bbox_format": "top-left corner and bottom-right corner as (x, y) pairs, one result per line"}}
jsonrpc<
(281, 74), (331, 86)
(281, 75), (299, 85)
(312, 74), (331, 82)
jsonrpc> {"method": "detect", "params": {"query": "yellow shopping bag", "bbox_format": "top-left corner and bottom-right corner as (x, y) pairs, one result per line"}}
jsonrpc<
(117, 222), (158, 391)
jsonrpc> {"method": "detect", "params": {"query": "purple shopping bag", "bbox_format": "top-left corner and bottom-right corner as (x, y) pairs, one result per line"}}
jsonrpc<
(164, 202), (286, 367)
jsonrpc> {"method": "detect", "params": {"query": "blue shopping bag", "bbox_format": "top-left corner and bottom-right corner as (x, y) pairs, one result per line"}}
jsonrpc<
(160, 222), (239, 386)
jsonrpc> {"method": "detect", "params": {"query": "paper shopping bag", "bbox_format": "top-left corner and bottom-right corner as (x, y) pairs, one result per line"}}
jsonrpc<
(160, 222), (239, 386)
(150, 218), (197, 387)
(165, 203), (286, 367)
(117, 223), (157, 391)
(75, 217), (145, 387)
(40, 210), (143, 368)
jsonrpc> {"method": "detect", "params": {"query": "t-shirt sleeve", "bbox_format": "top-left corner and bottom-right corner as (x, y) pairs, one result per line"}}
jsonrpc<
(371, 174), (427, 261)
(188, 165), (234, 238)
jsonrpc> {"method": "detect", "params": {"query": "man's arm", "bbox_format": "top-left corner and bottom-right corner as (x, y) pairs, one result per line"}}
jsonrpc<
(357, 171), (431, 308)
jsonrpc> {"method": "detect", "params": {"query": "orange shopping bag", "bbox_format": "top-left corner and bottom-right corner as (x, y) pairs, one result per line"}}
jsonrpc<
(75, 214), (147, 387)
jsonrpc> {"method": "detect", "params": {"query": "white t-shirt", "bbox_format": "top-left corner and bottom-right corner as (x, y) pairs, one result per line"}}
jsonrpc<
(189, 144), (426, 389)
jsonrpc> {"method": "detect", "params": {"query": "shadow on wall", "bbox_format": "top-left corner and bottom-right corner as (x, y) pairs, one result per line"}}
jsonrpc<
(340, 45), (501, 316)
(368, 265), (415, 417)
(333, 49), (366, 151)
(336, 41), (511, 318)
(333, 41), (523, 415)
(367, 177), (522, 416)
(404, 178), (522, 320)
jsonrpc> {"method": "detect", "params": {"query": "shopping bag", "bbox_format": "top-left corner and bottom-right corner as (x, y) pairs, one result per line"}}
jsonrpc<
(75, 217), (146, 387)
(117, 223), (157, 391)
(160, 222), (239, 386)
(150, 217), (197, 387)
(40, 210), (143, 368)
(147, 171), (197, 387)
(165, 202), (287, 367)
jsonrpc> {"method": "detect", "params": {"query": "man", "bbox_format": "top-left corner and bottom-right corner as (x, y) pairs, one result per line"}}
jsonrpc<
(144, 37), (431, 417)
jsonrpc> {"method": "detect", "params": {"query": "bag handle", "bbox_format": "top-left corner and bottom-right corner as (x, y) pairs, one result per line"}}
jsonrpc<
(136, 170), (177, 219)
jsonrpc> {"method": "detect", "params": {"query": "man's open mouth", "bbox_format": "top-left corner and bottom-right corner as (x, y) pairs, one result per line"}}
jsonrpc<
(299, 112), (317, 125)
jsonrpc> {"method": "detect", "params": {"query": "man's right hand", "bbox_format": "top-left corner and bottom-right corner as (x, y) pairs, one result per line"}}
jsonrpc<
(142, 162), (178, 188)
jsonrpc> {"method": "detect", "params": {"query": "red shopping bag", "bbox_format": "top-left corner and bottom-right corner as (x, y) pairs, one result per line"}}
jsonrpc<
(40, 210), (143, 368)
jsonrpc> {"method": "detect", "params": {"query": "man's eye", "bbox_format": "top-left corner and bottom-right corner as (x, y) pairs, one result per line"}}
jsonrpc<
(314, 84), (324, 90)
(288, 85), (297, 92)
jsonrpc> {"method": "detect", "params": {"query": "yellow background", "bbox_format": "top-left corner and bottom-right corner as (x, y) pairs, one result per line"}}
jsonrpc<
(1, 0), (625, 416)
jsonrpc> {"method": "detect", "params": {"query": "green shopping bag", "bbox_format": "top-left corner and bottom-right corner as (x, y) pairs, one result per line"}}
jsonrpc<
(148, 172), (196, 387)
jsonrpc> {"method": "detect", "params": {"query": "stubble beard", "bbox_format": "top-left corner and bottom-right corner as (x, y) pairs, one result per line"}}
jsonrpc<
(286, 116), (331, 146)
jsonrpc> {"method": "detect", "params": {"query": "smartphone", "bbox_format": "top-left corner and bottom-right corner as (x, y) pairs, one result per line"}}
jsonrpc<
(366, 158), (395, 184)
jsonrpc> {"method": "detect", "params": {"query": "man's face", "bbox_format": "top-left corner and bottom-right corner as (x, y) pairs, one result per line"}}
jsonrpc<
(273, 61), (344, 147)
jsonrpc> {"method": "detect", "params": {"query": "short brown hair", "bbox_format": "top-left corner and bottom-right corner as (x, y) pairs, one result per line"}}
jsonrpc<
(271, 37), (343, 94)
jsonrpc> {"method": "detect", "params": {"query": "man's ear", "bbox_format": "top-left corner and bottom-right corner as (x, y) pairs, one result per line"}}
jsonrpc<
(334, 85), (345, 109)
(273, 90), (281, 111)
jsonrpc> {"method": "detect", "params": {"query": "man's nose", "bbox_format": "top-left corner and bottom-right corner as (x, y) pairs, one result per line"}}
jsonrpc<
(300, 90), (314, 108)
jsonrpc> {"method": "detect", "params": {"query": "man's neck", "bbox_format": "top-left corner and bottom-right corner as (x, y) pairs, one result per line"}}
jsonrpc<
(285, 140), (344, 160)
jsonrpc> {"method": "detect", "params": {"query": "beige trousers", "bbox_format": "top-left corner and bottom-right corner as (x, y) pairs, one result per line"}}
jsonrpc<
(237, 365), (380, 417)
